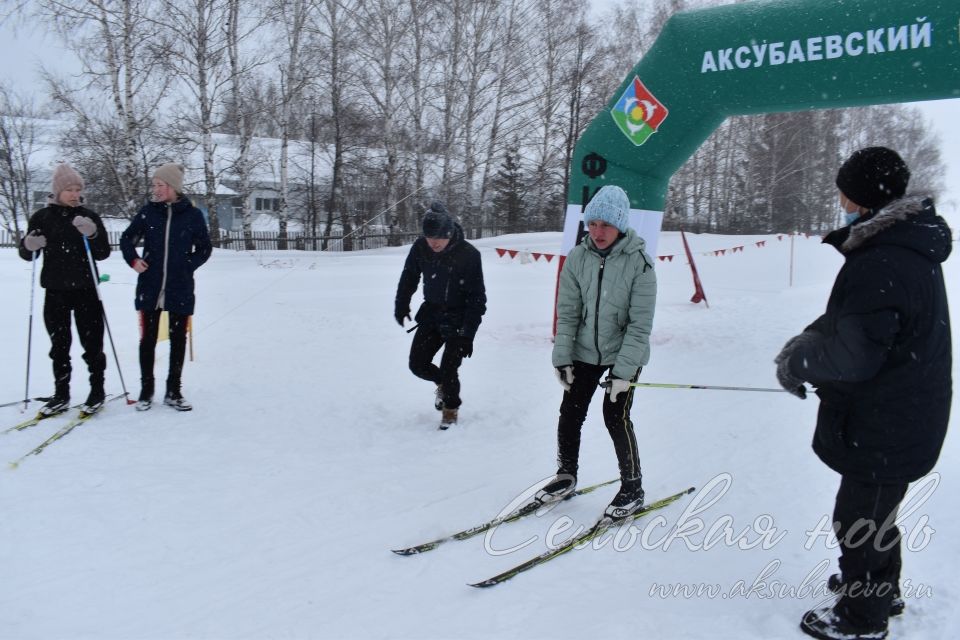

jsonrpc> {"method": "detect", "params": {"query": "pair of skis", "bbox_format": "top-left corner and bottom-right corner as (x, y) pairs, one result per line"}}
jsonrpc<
(392, 481), (695, 587)
(4, 395), (122, 468)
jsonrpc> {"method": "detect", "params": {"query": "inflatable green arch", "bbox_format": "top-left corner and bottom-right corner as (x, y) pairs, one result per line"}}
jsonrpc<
(563, 0), (960, 258)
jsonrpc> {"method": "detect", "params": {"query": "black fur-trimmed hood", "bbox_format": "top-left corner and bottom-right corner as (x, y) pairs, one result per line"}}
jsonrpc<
(824, 195), (952, 264)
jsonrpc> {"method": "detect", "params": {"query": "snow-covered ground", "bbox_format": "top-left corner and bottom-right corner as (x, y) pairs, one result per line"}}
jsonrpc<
(1, 230), (957, 640)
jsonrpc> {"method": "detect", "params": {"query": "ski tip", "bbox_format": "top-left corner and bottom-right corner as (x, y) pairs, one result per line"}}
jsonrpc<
(391, 548), (418, 556)
(8, 461), (19, 471)
(467, 580), (496, 589)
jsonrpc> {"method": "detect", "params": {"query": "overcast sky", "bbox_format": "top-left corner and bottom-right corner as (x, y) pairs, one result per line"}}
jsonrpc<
(1, 9), (957, 222)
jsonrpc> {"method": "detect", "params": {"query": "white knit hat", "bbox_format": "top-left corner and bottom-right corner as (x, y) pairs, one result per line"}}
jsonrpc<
(584, 185), (631, 233)
(153, 163), (185, 193)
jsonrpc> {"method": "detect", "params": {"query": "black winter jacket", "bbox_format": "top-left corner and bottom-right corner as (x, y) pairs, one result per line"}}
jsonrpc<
(787, 196), (952, 483)
(394, 224), (486, 339)
(119, 198), (212, 315)
(18, 204), (110, 290)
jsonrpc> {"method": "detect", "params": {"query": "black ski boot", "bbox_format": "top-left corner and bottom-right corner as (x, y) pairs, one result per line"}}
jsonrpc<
(604, 477), (645, 520)
(39, 381), (70, 417)
(828, 573), (904, 617)
(800, 604), (888, 640)
(80, 383), (106, 415)
(535, 471), (578, 504)
(39, 394), (70, 418)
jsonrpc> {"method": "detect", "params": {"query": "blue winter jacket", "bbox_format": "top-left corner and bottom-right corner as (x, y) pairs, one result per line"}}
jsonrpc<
(120, 198), (212, 315)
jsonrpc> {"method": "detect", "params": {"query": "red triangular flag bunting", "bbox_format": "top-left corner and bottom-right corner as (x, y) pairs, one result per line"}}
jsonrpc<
(544, 254), (554, 262)
(496, 248), (506, 257)
(532, 252), (542, 261)
(507, 250), (518, 258)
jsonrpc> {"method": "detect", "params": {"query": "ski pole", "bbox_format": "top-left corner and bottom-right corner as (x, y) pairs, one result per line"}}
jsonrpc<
(2, 397), (51, 410)
(82, 235), (135, 405)
(406, 323), (419, 334)
(22, 250), (38, 412)
(599, 380), (787, 393)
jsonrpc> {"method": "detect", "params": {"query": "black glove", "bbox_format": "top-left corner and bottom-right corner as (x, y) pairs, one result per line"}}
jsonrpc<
(775, 330), (820, 365)
(394, 306), (411, 327)
(555, 365), (575, 391)
(454, 335), (473, 358)
(776, 357), (807, 399)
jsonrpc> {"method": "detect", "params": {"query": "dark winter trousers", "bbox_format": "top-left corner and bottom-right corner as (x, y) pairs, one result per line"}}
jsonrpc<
(408, 324), (464, 409)
(555, 361), (641, 482)
(138, 310), (189, 395)
(832, 476), (908, 627)
(43, 289), (106, 396)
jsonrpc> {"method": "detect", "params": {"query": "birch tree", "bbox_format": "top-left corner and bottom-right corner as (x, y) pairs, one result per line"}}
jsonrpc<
(312, 0), (360, 249)
(225, 0), (262, 250)
(351, 0), (409, 240)
(272, 0), (313, 249)
(0, 89), (43, 238)
(40, 0), (168, 216)
(159, 0), (238, 243)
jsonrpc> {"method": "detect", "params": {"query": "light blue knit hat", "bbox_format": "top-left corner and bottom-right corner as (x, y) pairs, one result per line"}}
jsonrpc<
(583, 185), (630, 233)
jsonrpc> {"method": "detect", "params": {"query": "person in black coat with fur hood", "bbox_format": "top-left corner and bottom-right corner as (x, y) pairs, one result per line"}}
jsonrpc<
(394, 202), (486, 429)
(19, 163), (111, 416)
(775, 147), (952, 640)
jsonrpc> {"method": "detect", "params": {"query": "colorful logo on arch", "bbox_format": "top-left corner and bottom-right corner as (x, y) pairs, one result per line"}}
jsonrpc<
(611, 76), (668, 146)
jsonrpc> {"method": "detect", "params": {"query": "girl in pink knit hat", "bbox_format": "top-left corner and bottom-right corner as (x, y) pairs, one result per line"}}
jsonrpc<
(18, 162), (111, 416)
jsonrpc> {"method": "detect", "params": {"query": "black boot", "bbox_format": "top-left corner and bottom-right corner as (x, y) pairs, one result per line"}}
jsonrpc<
(164, 382), (192, 412)
(535, 470), (578, 504)
(604, 476), (645, 520)
(81, 381), (106, 415)
(39, 381), (71, 417)
(137, 378), (155, 412)
(828, 573), (904, 617)
(800, 604), (887, 640)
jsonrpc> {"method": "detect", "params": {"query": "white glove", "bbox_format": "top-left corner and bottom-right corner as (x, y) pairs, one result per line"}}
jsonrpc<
(607, 378), (631, 403)
(72, 215), (97, 237)
(555, 365), (574, 391)
(23, 231), (47, 251)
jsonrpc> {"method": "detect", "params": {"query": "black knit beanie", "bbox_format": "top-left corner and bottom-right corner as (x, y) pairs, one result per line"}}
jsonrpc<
(835, 147), (910, 210)
(422, 202), (454, 238)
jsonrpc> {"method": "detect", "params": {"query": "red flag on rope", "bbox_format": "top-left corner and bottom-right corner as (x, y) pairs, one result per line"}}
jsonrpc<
(496, 248), (506, 257)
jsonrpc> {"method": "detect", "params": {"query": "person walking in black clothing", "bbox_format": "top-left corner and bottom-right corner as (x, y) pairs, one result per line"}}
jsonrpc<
(394, 202), (486, 429)
(19, 163), (111, 416)
(120, 163), (212, 412)
(775, 147), (952, 640)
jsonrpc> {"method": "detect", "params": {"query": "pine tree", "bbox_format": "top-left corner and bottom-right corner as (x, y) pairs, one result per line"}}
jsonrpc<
(491, 142), (526, 232)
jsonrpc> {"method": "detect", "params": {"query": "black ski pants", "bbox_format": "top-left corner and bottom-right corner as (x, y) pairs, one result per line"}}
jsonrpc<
(43, 288), (106, 394)
(408, 323), (464, 409)
(833, 476), (908, 627)
(139, 310), (189, 394)
(555, 361), (641, 482)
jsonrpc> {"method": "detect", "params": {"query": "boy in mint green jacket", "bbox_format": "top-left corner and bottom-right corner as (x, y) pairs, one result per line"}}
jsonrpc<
(538, 185), (657, 520)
